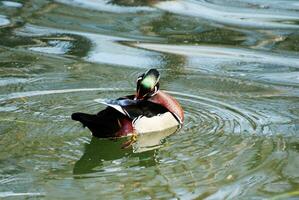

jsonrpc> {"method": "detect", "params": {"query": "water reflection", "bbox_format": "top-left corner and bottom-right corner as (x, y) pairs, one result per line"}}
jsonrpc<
(74, 127), (179, 175)
(73, 137), (155, 175)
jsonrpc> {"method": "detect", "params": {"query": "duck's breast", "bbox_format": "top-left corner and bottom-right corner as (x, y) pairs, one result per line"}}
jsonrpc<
(149, 91), (184, 123)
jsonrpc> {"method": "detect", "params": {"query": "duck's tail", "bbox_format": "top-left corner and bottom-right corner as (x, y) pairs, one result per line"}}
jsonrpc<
(71, 112), (98, 127)
(71, 112), (101, 134)
(71, 108), (123, 137)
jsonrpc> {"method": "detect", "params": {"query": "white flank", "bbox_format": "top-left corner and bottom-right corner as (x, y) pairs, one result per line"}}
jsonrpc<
(134, 112), (179, 134)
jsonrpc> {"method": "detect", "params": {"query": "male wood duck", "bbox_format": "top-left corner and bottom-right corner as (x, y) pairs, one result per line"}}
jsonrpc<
(71, 69), (184, 139)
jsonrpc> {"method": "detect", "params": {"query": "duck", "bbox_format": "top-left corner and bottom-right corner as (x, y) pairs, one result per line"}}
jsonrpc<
(71, 69), (184, 140)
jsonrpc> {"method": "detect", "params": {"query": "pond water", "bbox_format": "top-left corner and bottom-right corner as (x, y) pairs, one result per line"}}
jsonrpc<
(0, 0), (299, 199)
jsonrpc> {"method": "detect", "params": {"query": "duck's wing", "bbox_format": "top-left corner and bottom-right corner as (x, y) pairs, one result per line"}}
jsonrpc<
(94, 96), (169, 119)
(98, 98), (137, 117)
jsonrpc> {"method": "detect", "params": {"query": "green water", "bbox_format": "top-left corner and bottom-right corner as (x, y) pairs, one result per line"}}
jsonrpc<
(0, 0), (299, 199)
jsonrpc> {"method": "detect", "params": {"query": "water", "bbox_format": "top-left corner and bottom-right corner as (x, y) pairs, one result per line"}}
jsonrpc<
(0, 0), (299, 199)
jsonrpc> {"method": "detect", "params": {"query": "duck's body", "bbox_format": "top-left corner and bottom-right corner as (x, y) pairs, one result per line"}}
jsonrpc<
(72, 69), (184, 138)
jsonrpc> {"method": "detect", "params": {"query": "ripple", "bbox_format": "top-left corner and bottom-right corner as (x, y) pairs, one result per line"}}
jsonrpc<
(134, 43), (299, 68)
(0, 87), (266, 136)
(215, 0), (299, 11)
(0, 192), (44, 198)
(1, 1), (22, 8)
(258, 72), (299, 86)
(0, 87), (129, 102)
(0, 87), (296, 198)
(0, 78), (37, 87)
(16, 24), (161, 68)
(0, 15), (10, 27)
(1, 0), (299, 198)
(29, 40), (72, 55)
(55, 0), (155, 13)
(168, 91), (263, 135)
(155, 0), (299, 29)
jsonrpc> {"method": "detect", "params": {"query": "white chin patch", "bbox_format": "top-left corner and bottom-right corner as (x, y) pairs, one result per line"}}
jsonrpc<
(133, 112), (179, 134)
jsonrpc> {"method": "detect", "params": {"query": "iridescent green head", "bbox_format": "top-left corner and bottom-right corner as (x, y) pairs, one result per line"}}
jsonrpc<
(136, 69), (160, 99)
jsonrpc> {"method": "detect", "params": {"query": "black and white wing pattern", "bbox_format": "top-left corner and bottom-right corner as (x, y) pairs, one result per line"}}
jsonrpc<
(95, 96), (169, 119)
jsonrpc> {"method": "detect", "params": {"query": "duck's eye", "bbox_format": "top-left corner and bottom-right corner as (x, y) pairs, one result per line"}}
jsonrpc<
(136, 73), (145, 83)
(136, 76), (142, 82)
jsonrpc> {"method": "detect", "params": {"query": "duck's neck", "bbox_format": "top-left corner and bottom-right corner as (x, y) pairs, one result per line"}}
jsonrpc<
(134, 89), (159, 101)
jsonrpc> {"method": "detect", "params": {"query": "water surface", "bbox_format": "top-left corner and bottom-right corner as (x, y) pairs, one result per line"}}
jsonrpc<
(0, 0), (299, 199)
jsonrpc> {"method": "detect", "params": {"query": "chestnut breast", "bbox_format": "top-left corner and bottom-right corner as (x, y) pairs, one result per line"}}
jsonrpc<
(149, 91), (184, 123)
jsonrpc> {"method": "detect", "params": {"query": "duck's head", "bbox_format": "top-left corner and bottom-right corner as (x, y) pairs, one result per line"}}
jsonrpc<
(136, 69), (160, 100)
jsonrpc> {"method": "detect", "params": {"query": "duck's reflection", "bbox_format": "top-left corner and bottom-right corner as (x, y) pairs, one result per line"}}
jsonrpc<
(73, 126), (178, 175)
(132, 126), (179, 153)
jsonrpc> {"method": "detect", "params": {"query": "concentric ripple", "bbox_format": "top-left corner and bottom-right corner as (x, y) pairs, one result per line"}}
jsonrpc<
(1, 0), (299, 199)
(0, 85), (297, 199)
(168, 91), (263, 135)
(0, 88), (263, 136)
